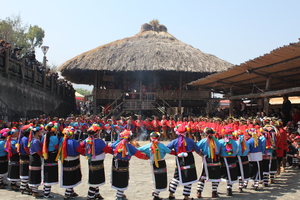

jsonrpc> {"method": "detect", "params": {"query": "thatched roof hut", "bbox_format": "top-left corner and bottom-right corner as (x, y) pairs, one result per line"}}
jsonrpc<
(59, 22), (233, 85)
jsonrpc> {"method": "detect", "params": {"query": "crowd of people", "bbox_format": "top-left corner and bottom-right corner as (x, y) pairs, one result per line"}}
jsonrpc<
(0, 113), (299, 200)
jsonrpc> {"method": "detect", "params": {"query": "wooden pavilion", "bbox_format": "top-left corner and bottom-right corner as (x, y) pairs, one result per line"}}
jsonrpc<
(59, 22), (232, 118)
(189, 40), (300, 116)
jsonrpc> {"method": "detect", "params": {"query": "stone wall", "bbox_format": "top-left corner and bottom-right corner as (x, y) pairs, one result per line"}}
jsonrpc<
(0, 72), (75, 121)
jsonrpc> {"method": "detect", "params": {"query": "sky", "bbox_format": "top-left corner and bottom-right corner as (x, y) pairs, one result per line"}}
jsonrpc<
(1, 0), (300, 91)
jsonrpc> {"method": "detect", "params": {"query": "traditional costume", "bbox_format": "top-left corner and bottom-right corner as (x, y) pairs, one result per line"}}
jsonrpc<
(42, 122), (59, 198)
(28, 126), (43, 197)
(83, 124), (112, 200)
(56, 126), (85, 200)
(167, 124), (201, 200)
(235, 130), (250, 192)
(196, 128), (221, 198)
(103, 120), (115, 144)
(19, 125), (32, 194)
(138, 132), (171, 200)
(110, 130), (148, 200)
(6, 128), (21, 191)
(247, 128), (264, 190)
(0, 128), (9, 189)
(261, 125), (277, 186)
(219, 127), (238, 196)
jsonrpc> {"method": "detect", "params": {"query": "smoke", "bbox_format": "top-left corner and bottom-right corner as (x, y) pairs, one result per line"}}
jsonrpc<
(138, 126), (148, 141)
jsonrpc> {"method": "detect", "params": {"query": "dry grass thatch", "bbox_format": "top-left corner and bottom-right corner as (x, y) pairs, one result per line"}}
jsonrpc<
(59, 23), (233, 84)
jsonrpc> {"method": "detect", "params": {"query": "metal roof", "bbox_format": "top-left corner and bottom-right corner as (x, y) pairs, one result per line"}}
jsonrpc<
(189, 40), (300, 98)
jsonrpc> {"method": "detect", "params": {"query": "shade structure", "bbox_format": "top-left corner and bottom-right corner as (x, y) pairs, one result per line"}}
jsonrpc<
(75, 92), (84, 100)
(59, 23), (233, 85)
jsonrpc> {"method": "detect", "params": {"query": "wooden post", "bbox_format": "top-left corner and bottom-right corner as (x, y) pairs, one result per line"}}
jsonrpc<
(178, 72), (183, 116)
(20, 58), (25, 79)
(50, 76), (54, 91)
(263, 97), (270, 116)
(206, 100), (210, 117)
(4, 50), (9, 74)
(33, 65), (37, 85)
(265, 77), (271, 91)
(229, 85), (234, 117)
(57, 82), (60, 95)
(43, 70), (47, 88)
(263, 77), (271, 116)
(93, 72), (98, 115)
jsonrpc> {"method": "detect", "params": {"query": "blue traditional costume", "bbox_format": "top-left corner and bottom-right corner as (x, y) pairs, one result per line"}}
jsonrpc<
(247, 128), (264, 190)
(42, 122), (59, 198)
(261, 125), (277, 186)
(0, 128), (9, 189)
(235, 130), (250, 192)
(56, 126), (85, 200)
(28, 126), (44, 197)
(110, 130), (148, 200)
(196, 128), (221, 198)
(138, 132), (171, 200)
(167, 124), (201, 200)
(19, 125), (32, 194)
(6, 128), (21, 191)
(83, 124), (112, 200)
(219, 127), (238, 196)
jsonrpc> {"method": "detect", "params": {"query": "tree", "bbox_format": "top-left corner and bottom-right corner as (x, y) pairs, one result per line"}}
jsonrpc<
(27, 25), (45, 49)
(0, 14), (45, 53)
(75, 88), (92, 96)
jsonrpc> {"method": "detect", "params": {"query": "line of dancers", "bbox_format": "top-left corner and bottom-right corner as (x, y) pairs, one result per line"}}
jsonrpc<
(0, 119), (292, 200)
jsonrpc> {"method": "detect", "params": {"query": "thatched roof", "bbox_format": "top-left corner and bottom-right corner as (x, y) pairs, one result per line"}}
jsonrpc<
(59, 22), (233, 84)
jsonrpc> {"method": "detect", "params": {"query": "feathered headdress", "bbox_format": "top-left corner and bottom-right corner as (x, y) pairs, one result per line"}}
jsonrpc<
(223, 127), (234, 155)
(150, 132), (161, 167)
(247, 128), (258, 148)
(5, 127), (17, 157)
(28, 125), (44, 148)
(56, 126), (75, 163)
(85, 124), (101, 161)
(174, 124), (187, 154)
(114, 130), (132, 158)
(204, 128), (218, 160)
(262, 125), (277, 149)
(43, 122), (58, 160)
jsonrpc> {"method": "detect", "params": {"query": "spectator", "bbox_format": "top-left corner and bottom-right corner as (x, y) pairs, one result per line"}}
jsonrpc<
(282, 95), (292, 126)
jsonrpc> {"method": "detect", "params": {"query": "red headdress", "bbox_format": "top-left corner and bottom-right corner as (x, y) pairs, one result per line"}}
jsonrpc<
(56, 126), (74, 163)
(174, 124), (187, 154)
(114, 130), (132, 158)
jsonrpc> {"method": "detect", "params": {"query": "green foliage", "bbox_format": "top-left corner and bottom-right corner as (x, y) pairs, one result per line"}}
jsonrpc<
(149, 19), (160, 25)
(49, 63), (58, 73)
(75, 88), (92, 96)
(0, 14), (45, 53)
(27, 25), (45, 48)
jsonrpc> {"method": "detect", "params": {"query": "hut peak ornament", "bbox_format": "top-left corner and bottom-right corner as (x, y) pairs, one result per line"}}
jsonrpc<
(140, 19), (168, 33)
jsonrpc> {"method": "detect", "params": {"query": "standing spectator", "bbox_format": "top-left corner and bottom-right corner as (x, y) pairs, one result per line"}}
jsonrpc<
(282, 95), (292, 126)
